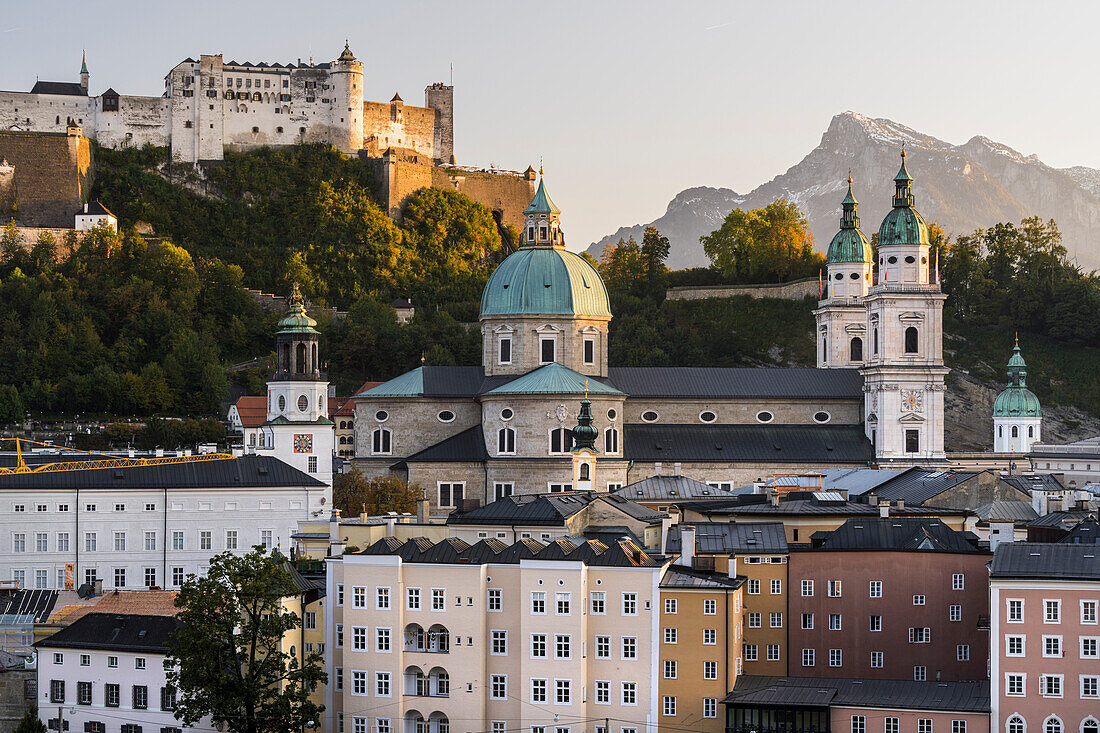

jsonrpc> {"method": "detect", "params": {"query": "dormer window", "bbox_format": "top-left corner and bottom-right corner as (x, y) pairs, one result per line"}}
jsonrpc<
(527, 226), (535, 241)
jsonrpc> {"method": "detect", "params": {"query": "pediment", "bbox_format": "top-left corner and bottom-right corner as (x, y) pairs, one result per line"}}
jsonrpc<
(844, 323), (867, 334)
(899, 412), (925, 423)
(898, 311), (925, 323)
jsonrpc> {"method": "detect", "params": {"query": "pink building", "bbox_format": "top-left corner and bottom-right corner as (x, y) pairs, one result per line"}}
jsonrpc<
(990, 543), (1099, 733)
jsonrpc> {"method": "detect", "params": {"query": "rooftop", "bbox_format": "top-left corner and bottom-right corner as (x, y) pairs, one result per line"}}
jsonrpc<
(666, 521), (789, 554)
(810, 518), (984, 554)
(724, 676), (990, 713)
(869, 468), (992, 505)
(614, 474), (733, 501)
(686, 494), (972, 518)
(606, 367), (863, 399)
(29, 80), (86, 96)
(353, 535), (665, 568)
(974, 500), (1038, 524)
(990, 542), (1100, 580)
(446, 492), (665, 527)
(35, 613), (182, 653)
(660, 565), (745, 590)
(624, 424), (874, 464)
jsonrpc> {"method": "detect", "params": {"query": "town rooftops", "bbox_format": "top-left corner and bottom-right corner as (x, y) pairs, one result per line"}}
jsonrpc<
(1000, 473), (1065, 494)
(35, 613), (182, 654)
(446, 492), (666, 527)
(660, 565), (745, 590)
(0, 589), (59, 623)
(990, 542), (1100, 580)
(810, 518), (984, 553)
(614, 474), (733, 502)
(0, 454), (325, 490)
(666, 521), (789, 554)
(1059, 518), (1100, 544)
(30, 81), (87, 96)
(974, 500), (1038, 524)
(723, 676), (990, 713)
(686, 493), (973, 518)
(1028, 510), (1095, 529)
(353, 535), (665, 568)
(868, 468), (990, 505)
(624, 424), (874, 464)
(818, 467), (910, 496)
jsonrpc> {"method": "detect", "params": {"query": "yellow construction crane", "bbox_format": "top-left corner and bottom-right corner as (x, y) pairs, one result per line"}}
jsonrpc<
(0, 437), (236, 475)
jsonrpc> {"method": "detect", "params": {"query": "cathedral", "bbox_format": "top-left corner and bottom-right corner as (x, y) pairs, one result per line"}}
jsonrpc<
(350, 153), (951, 512)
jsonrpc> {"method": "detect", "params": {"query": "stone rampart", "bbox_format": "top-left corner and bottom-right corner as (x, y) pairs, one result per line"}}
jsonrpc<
(666, 276), (818, 302)
(433, 166), (536, 230)
(0, 130), (92, 227)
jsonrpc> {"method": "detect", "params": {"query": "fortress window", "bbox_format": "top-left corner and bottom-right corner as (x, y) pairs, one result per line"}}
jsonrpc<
(276, 127), (283, 134)
(184, 121), (193, 129)
(283, 79), (289, 88)
(540, 338), (556, 364)
(265, 80), (270, 88)
(56, 116), (60, 124)
(904, 327), (919, 354)
(252, 127), (259, 134)
(850, 337), (863, 362)
(183, 90), (194, 97)
(904, 429), (920, 454)
(299, 127), (306, 135)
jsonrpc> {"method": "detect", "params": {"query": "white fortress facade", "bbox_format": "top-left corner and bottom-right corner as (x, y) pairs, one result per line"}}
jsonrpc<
(0, 45), (454, 165)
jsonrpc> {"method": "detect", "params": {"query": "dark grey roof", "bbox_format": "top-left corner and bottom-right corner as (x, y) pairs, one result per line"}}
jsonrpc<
(991, 542), (1100, 580)
(355, 535), (664, 567)
(1028, 510), (1094, 529)
(389, 297), (413, 308)
(607, 367), (863, 399)
(624, 424), (873, 463)
(0, 454), (325, 490)
(1059, 518), (1100, 544)
(975, 500), (1038, 523)
(724, 676), (990, 713)
(36, 613), (181, 653)
(1001, 473), (1065, 493)
(0, 590), (59, 623)
(446, 492), (665, 527)
(83, 201), (114, 216)
(30, 81), (86, 96)
(615, 474), (732, 501)
(660, 565), (744, 589)
(666, 522), (788, 554)
(819, 467), (913, 496)
(811, 518), (984, 554)
(404, 426), (488, 463)
(871, 468), (983, 505)
(689, 495), (973, 518)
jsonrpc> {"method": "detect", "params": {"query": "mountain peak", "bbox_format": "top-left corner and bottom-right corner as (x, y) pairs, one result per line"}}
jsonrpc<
(825, 111), (948, 152)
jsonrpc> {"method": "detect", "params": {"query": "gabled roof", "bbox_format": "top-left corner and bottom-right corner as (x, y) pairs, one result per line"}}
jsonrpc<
(36, 613), (181, 653)
(991, 542), (1100, 580)
(870, 468), (985, 505)
(624, 424), (873, 464)
(724, 676), (990, 713)
(484, 362), (624, 396)
(666, 521), (789, 554)
(446, 492), (665, 527)
(811, 518), (983, 554)
(1000, 473), (1065, 493)
(355, 535), (664, 567)
(818, 467), (912, 496)
(231, 395), (267, 427)
(607, 367), (863, 399)
(1028, 510), (1094, 529)
(614, 474), (730, 501)
(30, 81), (86, 96)
(355, 366), (485, 398)
(83, 201), (114, 217)
(975, 500), (1038, 523)
(403, 426), (488, 463)
(1058, 518), (1100, 544)
(660, 565), (745, 589)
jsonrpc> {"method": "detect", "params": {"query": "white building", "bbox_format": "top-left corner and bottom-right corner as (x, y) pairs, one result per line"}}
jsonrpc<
(34, 612), (209, 733)
(993, 341), (1043, 454)
(74, 201), (117, 232)
(0, 454), (325, 591)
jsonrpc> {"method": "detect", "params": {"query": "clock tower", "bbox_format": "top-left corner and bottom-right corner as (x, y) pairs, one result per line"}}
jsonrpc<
(262, 284), (335, 494)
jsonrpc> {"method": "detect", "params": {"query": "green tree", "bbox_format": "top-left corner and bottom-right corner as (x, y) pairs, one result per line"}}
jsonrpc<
(640, 226), (671, 297)
(0, 384), (23, 424)
(700, 199), (823, 283)
(168, 547), (325, 733)
(13, 706), (46, 733)
(333, 469), (423, 516)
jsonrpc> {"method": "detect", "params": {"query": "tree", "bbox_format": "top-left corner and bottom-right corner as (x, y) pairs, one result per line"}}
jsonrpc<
(168, 546), (325, 733)
(640, 226), (671, 297)
(333, 469), (423, 516)
(13, 706), (46, 733)
(701, 199), (823, 283)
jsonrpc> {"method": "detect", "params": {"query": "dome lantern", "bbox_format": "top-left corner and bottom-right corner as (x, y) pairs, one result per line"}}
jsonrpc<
(826, 171), (872, 265)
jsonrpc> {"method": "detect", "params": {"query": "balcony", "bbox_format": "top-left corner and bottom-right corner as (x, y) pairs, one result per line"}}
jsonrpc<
(404, 623), (449, 654)
(403, 666), (449, 698)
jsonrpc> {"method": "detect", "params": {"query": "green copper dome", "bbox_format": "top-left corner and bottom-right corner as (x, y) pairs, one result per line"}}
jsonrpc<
(480, 246), (611, 318)
(878, 149), (931, 247)
(525, 178), (560, 214)
(571, 398), (599, 451)
(827, 176), (872, 264)
(993, 342), (1041, 417)
(276, 284), (319, 335)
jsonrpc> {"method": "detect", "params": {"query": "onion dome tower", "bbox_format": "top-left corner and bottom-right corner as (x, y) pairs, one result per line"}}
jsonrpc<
(479, 171), (612, 377)
(815, 173), (873, 367)
(571, 395), (600, 492)
(860, 149), (948, 464)
(993, 338), (1042, 453)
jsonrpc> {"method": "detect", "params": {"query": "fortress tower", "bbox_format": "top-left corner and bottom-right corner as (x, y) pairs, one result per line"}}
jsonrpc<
(815, 173), (872, 368)
(425, 82), (454, 164)
(330, 42), (364, 155)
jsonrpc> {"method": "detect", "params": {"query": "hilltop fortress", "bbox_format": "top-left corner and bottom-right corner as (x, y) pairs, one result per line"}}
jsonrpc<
(0, 46), (535, 227)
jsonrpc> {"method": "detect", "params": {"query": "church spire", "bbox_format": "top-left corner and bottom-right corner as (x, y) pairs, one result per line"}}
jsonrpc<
(80, 50), (89, 92)
(840, 170), (860, 230)
(892, 146), (915, 208)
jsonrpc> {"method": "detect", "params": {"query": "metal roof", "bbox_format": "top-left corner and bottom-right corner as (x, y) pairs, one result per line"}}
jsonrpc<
(607, 367), (863, 399)
(29, 81), (87, 96)
(870, 468), (984, 505)
(666, 522), (789, 554)
(1000, 474), (1065, 493)
(688, 496), (973, 518)
(484, 362), (624, 396)
(1058, 518), (1100, 544)
(818, 467), (912, 496)
(354, 366), (486, 398)
(35, 613), (182, 653)
(446, 492), (665, 527)
(0, 454), (324, 490)
(1028, 510), (1094, 529)
(0, 590), (59, 624)
(811, 518), (984, 554)
(624, 424), (873, 464)
(660, 565), (745, 589)
(724, 676), (990, 713)
(480, 245), (611, 318)
(991, 542), (1100, 580)
(403, 426), (489, 463)
(355, 535), (664, 567)
(974, 500), (1038, 523)
(614, 474), (730, 501)
(524, 177), (560, 214)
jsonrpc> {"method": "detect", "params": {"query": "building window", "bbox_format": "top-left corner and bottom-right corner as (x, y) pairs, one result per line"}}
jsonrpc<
(549, 428), (573, 454)
(664, 627), (677, 644)
(662, 696), (676, 717)
(583, 338), (595, 364)
(555, 634), (571, 659)
(870, 615), (882, 631)
(801, 649), (814, 667)
(540, 338), (556, 364)
(850, 337), (863, 361)
(1005, 673), (1025, 696)
(802, 580), (814, 596)
(952, 573), (964, 590)
(703, 599), (716, 615)
(1043, 721), (1061, 733)
(829, 649), (842, 667)
(869, 580), (882, 597)
(1045, 599), (1061, 623)
(871, 651), (883, 668)
(438, 483), (464, 508)
(748, 613), (761, 628)
(909, 627), (931, 643)
(917, 721), (932, 733)
(704, 697), (717, 718)
(770, 612), (783, 628)
(828, 580), (842, 597)
(1006, 717), (1025, 733)
(703, 628), (716, 645)
(904, 326), (919, 353)
(490, 675), (506, 699)
(497, 427), (515, 454)
(885, 718), (899, 733)
(914, 666), (927, 681)
(829, 614), (842, 630)
(133, 685), (148, 709)
(555, 679), (571, 704)
(604, 427), (619, 453)
(950, 604), (962, 621)
(957, 644), (969, 661)
(771, 579), (782, 594)
(1008, 599), (1023, 622)
(767, 644), (780, 661)
(802, 613), (814, 629)
(905, 429), (920, 453)
(913, 594), (926, 606)
(852, 716), (866, 733)
(663, 660), (676, 679)
(621, 636), (637, 659)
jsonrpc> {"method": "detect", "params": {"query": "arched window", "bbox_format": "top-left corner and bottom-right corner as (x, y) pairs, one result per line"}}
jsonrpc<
(549, 428), (573, 455)
(579, 463), (590, 481)
(497, 427), (515, 455)
(1044, 717), (1062, 733)
(604, 427), (619, 454)
(821, 333), (828, 363)
(850, 337), (863, 362)
(312, 343), (318, 372)
(998, 426), (1003, 438)
(295, 343), (307, 373)
(1081, 717), (1098, 733)
(904, 327), (919, 353)
(372, 428), (392, 455)
(249, 434), (256, 446)
(1007, 716), (1026, 733)
(873, 328), (879, 355)
(1028, 425), (1034, 438)
(281, 343), (291, 372)
(1012, 425), (1019, 438)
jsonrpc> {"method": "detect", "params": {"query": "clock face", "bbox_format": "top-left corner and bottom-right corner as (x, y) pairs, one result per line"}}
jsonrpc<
(901, 390), (923, 413)
(293, 434), (313, 453)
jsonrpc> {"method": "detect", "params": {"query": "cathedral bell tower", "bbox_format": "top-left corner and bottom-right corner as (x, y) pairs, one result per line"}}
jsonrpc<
(814, 173), (873, 367)
(860, 150), (948, 464)
(570, 394), (600, 492)
(263, 284), (335, 493)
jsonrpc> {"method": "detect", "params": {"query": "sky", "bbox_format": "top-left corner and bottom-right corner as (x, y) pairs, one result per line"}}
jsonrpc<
(3, 1), (1099, 248)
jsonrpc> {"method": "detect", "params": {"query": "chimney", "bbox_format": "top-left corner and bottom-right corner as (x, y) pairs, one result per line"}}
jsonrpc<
(416, 498), (429, 524)
(677, 525), (695, 568)
(92, 578), (102, 596)
(989, 519), (1015, 553)
(673, 462), (682, 477)
(84, 203), (88, 213)
(753, 479), (765, 494)
(867, 492), (877, 507)
(384, 515), (396, 537)
(329, 509), (344, 557)
(896, 499), (905, 510)
(660, 516), (672, 554)
(727, 553), (738, 580)
(654, 462), (662, 477)
(879, 500), (889, 518)
(1031, 489), (1045, 516)
(768, 488), (780, 507)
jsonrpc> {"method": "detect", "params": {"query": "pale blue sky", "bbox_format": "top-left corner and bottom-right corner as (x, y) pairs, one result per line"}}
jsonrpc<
(3, 1), (1096, 247)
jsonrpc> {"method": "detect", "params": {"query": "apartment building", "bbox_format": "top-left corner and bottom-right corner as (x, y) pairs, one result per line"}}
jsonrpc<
(324, 535), (667, 733)
(990, 543), (1099, 733)
(788, 518), (990, 682)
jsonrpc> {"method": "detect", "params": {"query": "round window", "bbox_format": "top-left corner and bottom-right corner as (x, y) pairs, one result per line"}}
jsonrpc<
(904, 255), (916, 264)
(607, 409), (617, 420)
(849, 272), (859, 280)
(375, 410), (389, 422)
(297, 395), (308, 412)
(756, 411), (774, 423)
(278, 395), (286, 411)
(500, 408), (514, 421)
(641, 410), (659, 423)
(699, 411), (717, 423)
(437, 410), (456, 423)
(813, 411), (831, 424)
(887, 256), (898, 264)
(834, 272), (843, 280)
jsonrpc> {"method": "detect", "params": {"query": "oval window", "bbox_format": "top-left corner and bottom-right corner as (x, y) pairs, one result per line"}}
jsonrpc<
(437, 410), (456, 423)
(834, 272), (843, 280)
(699, 411), (717, 423)
(904, 255), (915, 264)
(756, 411), (774, 423)
(813, 411), (831, 424)
(500, 408), (514, 421)
(278, 395), (286, 411)
(641, 410), (659, 423)
(297, 395), (308, 412)
(849, 272), (859, 280)
(607, 409), (617, 420)
(887, 256), (898, 264)
(375, 410), (389, 422)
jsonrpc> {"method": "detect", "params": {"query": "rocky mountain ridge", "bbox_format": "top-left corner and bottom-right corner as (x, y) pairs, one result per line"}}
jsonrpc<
(589, 112), (1100, 271)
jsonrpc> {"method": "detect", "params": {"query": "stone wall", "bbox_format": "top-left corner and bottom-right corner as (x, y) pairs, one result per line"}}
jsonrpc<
(620, 397), (861, 426)
(0, 669), (33, 733)
(353, 397), (481, 460)
(2, 227), (80, 256)
(362, 100), (436, 160)
(666, 276), (818, 302)
(0, 130), (92, 227)
(432, 167), (536, 230)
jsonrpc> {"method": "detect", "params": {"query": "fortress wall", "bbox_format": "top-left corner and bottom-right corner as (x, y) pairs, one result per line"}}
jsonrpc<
(0, 130), (92, 227)
(94, 95), (170, 150)
(0, 91), (93, 133)
(362, 101), (436, 159)
(666, 277), (818, 302)
(432, 167), (536, 230)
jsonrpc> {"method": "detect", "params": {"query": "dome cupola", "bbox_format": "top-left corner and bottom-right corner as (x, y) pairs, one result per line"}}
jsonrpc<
(827, 172), (872, 264)
(878, 147), (931, 248)
(993, 339), (1041, 417)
